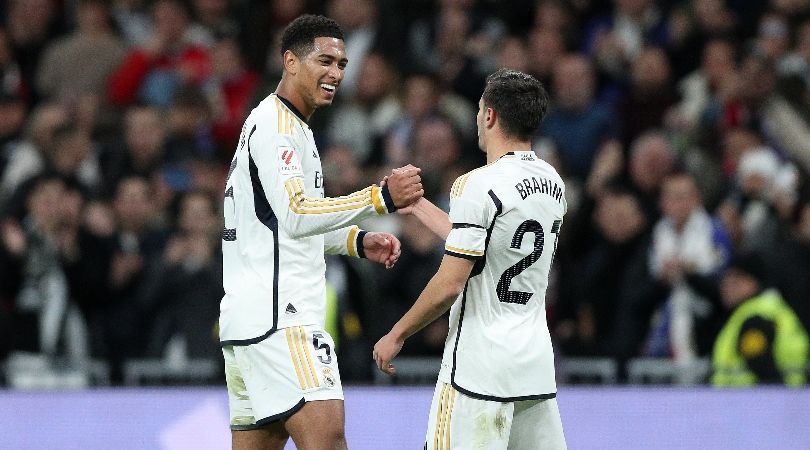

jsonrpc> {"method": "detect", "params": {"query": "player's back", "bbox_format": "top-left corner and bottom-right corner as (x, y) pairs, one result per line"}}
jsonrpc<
(440, 151), (566, 401)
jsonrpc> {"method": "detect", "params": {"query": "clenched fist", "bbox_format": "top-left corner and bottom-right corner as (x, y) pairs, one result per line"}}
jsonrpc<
(385, 165), (423, 208)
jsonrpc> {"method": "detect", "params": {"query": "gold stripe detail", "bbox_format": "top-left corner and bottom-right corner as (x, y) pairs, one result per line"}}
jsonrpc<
(292, 201), (373, 214)
(346, 226), (359, 257)
(293, 326), (314, 389)
(445, 386), (456, 450)
(434, 384), (448, 450)
(285, 180), (371, 205)
(457, 174), (471, 197)
(445, 245), (484, 256)
(277, 102), (283, 133)
(286, 328), (307, 389)
(285, 180), (374, 214)
(450, 177), (460, 199)
(439, 384), (452, 450)
(434, 383), (452, 450)
(371, 185), (386, 214)
(300, 327), (320, 388)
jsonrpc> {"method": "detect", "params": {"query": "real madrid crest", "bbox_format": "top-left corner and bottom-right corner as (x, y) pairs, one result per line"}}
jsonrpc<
(322, 367), (336, 387)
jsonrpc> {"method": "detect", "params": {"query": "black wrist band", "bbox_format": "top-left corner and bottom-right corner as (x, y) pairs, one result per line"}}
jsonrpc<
(356, 230), (368, 258)
(381, 184), (397, 213)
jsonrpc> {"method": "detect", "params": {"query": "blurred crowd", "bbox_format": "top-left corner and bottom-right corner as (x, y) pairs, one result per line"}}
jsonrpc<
(1, 0), (810, 385)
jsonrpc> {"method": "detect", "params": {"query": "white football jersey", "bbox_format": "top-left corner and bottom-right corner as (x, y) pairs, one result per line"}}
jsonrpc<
(220, 94), (394, 345)
(438, 150), (566, 401)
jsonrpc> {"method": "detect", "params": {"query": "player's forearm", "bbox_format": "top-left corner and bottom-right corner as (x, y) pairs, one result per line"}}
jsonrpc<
(280, 182), (393, 239)
(324, 226), (364, 257)
(411, 198), (451, 240)
(390, 273), (463, 342)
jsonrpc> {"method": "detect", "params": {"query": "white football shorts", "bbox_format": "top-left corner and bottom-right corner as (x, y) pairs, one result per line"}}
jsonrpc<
(223, 325), (343, 430)
(425, 382), (567, 450)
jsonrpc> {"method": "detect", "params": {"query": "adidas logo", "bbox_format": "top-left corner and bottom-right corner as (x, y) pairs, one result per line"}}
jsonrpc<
(285, 303), (297, 314)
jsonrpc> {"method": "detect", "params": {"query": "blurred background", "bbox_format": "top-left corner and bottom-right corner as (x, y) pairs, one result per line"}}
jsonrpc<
(1, 0), (810, 447)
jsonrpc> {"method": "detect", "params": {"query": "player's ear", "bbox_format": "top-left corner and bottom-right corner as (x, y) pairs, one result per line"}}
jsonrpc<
(486, 107), (496, 129)
(283, 50), (299, 75)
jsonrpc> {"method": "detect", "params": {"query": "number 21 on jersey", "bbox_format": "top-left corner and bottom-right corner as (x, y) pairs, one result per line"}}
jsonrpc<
(496, 219), (561, 304)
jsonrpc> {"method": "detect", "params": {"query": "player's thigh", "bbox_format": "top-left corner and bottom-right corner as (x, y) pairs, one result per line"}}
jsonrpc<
(425, 382), (514, 450)
(224, 326), (344, 438)
(231, 421), (289, 450)
(284, 399), (347, 450)
(507, 398), (567, 450)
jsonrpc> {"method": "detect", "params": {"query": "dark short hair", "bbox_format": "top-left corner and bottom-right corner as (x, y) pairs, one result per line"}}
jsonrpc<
(280, 14), (344, 58)
(482, 69), (549, 141)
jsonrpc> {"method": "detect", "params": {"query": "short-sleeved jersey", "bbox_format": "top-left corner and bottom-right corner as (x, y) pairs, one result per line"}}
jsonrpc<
(220, 94), (394, 345)
(437, 150), (567, 401)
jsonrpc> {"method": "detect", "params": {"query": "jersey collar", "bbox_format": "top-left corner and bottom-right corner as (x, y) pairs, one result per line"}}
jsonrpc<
(276, 94), (309, 124)
(499, 150), (535, 160)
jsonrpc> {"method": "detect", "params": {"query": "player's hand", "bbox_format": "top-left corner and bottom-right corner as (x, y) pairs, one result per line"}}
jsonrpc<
(362, 232), (401, 269)
(385, 165), (423, 209)
(379, 176), (417, 215)
(373, 333), (404, 375)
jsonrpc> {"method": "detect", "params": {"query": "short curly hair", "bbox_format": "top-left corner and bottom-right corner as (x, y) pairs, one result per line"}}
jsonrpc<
(482, 69), (549, 142)
(280, 14), (345, 58)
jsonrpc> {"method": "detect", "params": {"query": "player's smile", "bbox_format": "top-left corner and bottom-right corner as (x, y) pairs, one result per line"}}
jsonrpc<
(319, 81), (338, 99)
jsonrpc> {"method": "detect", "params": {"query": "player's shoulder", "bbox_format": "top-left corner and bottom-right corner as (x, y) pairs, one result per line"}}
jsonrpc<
(449, 164), (494, 199)
(533, 157), (566, 190)
(248, 95), (301, 137)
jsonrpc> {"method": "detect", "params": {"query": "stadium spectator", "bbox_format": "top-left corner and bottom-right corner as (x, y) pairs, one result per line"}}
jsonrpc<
(555, 184), (659, 359)
(539, 54), (614, 180)
(326, 0), (378, 98)
(44, 124), (101, 196)
(384, 71), (475, 167)
(139, 190), (223, 362)
(712, 253), (809, 386)
(36, 0), (125, 105)
(626, 131), (678, 220)
(0, 102), (68, 208)
(99, 176), (167, 380)
(110, 0), (152, 46)
(108, 0), (211, 108)
(4, 0), (64, 105)
(205, 35), (259, 161)
(407, 0), (498, 105)
(766, 197), (810, 331)
(615, 46), (677, 148)
(583, 0), (670, 101)
(190, 0), (238, 43)
(0, 93), (26, 155)
(99, 105), (166, 196)
(325, 52), (402, 165)
(3, 175), (88, 361)
(718, 146), (789, 254)
(0, 28), (24, 100)
(526, 28), (567, 87)
(646, 172), (732, 362)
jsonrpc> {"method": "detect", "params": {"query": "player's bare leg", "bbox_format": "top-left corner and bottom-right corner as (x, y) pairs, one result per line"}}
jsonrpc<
(284, 399), (347, 450)
(232, 421), (289, 450)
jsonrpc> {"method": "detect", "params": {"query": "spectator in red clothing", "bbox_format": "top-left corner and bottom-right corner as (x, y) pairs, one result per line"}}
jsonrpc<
(204, 35), (258, 161)
(108, 0), (210, 109)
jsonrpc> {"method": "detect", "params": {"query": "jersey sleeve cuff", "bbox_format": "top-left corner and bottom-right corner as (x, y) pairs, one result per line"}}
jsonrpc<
(356, 230), (368, 259)
(346, 226), (360, 257)
(444, 245), (484, 260)
(346, 226), (368, 259)
(380, 184), (398, 213)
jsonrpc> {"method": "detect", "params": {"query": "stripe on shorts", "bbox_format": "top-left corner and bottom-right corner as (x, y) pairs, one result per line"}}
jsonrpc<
(299, 326), (320, 388)
(286, 327), (307, 389)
